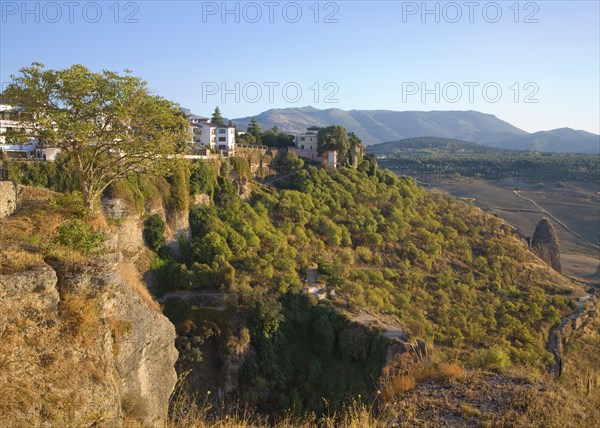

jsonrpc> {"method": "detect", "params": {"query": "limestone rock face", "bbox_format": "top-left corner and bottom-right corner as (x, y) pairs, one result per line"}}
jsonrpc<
(0, 180), (17, 218)
(0, 263), (178, 427)
(100, 268), (179, 426)
(531, 218), (561, 272)
(102, 197), (148, 264)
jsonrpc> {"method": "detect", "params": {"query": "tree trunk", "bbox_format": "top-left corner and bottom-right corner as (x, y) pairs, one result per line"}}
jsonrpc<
(82, 182), (97, 214)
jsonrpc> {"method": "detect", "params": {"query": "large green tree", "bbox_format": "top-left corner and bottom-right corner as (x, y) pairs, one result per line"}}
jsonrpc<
(211, 106), (225, 126)
(317, 125), (350, 166)
(1, 63), (188, 212)
(247, 117), (262, 144)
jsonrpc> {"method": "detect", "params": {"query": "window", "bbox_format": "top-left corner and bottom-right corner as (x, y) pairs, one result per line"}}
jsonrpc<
(218, 129), (226, 134)
(219, 137), (226, 142)
(301, 145), (304, 149)
(300, 137), (305, 141)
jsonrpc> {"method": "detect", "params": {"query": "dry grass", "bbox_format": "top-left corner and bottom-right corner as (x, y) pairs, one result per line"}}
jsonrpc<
(108, 317), (133, 357)
(61, 293), (101, 347)
(380, 352), (467, 404)
(0, 287), (110, 426)
(438, 362), (466, 380)
(0, 248), (44, 275)
(116, 262), (161, 313)
(382, 369), (590, 427)
(168, 391), (381, 428)
(561, 311), (600, 423)
(86, 211), (111, 232)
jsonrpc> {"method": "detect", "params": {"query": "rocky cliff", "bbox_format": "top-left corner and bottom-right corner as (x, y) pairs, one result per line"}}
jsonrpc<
(0, 261), (178, 427)
(0, 180), (17, 218)
(0, 191), (179, 427)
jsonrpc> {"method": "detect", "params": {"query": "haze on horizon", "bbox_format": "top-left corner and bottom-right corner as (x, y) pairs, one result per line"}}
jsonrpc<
(1, 0), (599, 135)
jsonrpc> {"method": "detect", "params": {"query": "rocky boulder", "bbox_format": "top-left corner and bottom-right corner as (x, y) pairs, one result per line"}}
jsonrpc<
(531, 218), (562, 272)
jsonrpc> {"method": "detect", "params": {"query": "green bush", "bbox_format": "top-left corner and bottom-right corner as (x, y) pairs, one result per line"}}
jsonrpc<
(229, 157), (251, 179)
(52, 220), (104, 255)
(143, 214), (167, 253)
(471, 346), (511, 371)
(191, 232), (233, 264)
(189, 161), (217, 197)
(278, 151), (304, 172)
(168, 160), (190, 212)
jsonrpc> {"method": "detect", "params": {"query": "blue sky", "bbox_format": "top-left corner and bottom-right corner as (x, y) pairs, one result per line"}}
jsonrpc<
(1, 1), (599, 133)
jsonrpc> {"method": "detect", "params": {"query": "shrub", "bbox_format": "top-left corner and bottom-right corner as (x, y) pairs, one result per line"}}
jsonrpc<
(176, 335), (204, 363)
(52, 220), (104, 256)
(439, 362), (465, 379)
(229, 157), (251, 179)
(471, 346), (511, 371)
(278, 151), (304, 172)
(191, 232), (233, 264)
(168, 160), (190, 212)
(143, 214), (167, 253)
(189, 161), (217, 197)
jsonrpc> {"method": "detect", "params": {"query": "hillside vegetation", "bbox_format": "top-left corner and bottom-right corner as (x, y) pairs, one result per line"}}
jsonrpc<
(140, 157), (581, 416)
(1, 155), (586, 423)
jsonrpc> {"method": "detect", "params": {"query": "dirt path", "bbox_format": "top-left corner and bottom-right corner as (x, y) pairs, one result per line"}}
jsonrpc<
(351, 311), (406, 341)
(158, 289), (225, 309)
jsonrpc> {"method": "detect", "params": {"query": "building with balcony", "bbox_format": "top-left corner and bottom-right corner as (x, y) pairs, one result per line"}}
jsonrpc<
(181, 108), (236, 157)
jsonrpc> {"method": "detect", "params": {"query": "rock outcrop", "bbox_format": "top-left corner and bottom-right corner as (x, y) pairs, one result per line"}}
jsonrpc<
(0, 180), (17, 218)
(531, 218), (562, 272)
(0, 262), (178, 427)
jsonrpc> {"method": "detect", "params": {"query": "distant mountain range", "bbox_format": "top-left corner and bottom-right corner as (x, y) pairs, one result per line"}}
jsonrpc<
(486, 128), (600, 154)
(231, 107), (600, 154)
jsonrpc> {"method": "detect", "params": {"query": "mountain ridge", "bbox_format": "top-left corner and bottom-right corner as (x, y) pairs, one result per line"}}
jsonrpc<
(231, 107), (599, 154)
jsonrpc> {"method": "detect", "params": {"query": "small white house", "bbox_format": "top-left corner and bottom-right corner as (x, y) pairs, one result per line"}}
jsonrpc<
(181, 108), (236, 157)
(201, 123), (236, 157)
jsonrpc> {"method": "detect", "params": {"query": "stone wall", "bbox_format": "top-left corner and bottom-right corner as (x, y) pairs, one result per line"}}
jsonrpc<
(548, 295), (597, 378)
(235, 147), (276, 176)
(0, 181), (17, 218)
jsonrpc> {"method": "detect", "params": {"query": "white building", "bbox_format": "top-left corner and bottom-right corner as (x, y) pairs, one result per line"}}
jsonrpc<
(181, 108), (236, 157)
(0, 100), (60, 160)
(290, 126), (337, 168)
